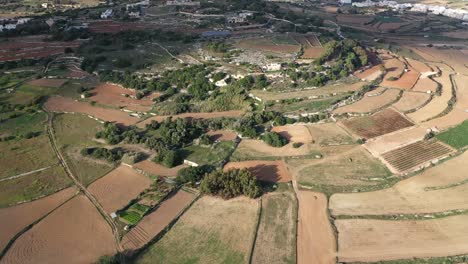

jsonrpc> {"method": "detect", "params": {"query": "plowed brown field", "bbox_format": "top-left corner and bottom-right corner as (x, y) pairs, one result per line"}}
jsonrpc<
(0, 187), (76, 252)
(333, 88), (400, 114)
(121, 189), (196, 251)
(206, 130), (238, 141)
(89, 83), (155, 112)
(271, 125), (313, 143)
(45, 96), (139, 126)
(412, 76), (438, 93)
(381, 67), (420, 90)
(224, 160), (291, 182)
(2, 195), (116, 264)
(392, 91), (431, 112)
(297, 191), (336, 264)
(88, 165), (152, 213)
(133, 160), (188, 177)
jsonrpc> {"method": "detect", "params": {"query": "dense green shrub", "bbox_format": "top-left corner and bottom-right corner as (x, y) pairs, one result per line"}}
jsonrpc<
(175, 165), (213, 185)
(262, 131), (288, 147)
(200, 169), (261, 199)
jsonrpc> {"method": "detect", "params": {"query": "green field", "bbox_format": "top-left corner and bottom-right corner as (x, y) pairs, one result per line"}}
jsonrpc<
(183, 141), (236, 166)
(436, 121), (468, 149)
(268, 96), (345, 114)
(135, 196), (258, 264)
(52, 113), (114, 185)
(120, 203), (150, 225)
(0, 111), (46, 137)
(252, 192), (297, 264)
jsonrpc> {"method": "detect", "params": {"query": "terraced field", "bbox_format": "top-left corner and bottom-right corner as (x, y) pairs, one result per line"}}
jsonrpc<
(381, 140), (454, 173)
(333, 88), (401, 114)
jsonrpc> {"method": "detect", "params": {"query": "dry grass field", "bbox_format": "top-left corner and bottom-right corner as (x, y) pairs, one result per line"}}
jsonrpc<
(392, 91), (431, 112)
(381, 140), (454, 173)
(271, 125), (313, 143)
(231, 139), (316, 160)
(27, 79), (68, 88)
(250, 81), (366, 101)
(224, 160), (292, 183)
(2, 195), (116, 264)
(45, 96), (139, 126)
(336, 215), (468, 262)
(330, 151), (468, 216)
(236, 37), (300, 54)
(306, 122), (355, 146)
(0, 187), (76, 252)
(412, 76), (438, 93)
(341, 108), (414, 139)
(382, 58), (406, 80)
(133, 160), (188, 177)
(252, 192), (296, 264)
(291, 146), (391, 193)
(135, 196), (259, 264)
(88, 165), (152, 213)
(297, 191), (335, 264)
(333, 88), (400, 114)
(122, 189), (196, 251)
(364, 126), (427, 155)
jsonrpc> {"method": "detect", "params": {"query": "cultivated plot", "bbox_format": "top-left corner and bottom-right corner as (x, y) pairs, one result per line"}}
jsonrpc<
(333, 88), (400, 114)
(224, 160), (292, 183)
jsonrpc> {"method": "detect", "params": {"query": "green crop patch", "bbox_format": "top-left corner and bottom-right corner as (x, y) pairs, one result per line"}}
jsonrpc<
(436, 121), (468, 149)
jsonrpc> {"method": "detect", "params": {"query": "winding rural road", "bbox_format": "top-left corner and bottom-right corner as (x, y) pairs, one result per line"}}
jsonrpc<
(44, 111), (124, 253)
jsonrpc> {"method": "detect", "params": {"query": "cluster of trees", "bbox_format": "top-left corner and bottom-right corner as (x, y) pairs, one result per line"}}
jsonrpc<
(81, 56), (106, 73)
(200, 169), (262, 199)
(95, 122), (144, 145)
(80, 147), (124, 163)
(175, 165), (214, 185)
(206, 42), (230, 53)
(0, 19), (49, 37)
(262, 131), (288, 147)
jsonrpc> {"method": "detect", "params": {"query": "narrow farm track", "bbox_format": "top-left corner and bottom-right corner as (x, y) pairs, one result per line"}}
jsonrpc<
(44, 111), (123, 253)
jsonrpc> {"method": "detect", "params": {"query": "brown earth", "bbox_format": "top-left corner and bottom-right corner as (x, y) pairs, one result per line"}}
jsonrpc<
(382, 58), (406, 80)
(301, 47), (325, 59)
(341, 108), (414, 139)
(27, 78), (68, 88)
(1, 195), (116, 264)
(364, 126), (427, 155)
(412, 47), (468, 75)
(133, 160), (188, 177)
(137, 110), (244, 128)
(271, 125), (313, 143)
(297, 191), (336, 264)
(233, 138), (313, 158)
(412, 76), (438, 93)
(121, 189), (196, 251)
(237, 38), (300, 54)
(224, 160), (291, 183)
(406, 58), (433, 73)
(381, 67), (420, 90)
(336, 215), (468, 262)
(355, 64), (383, 81)
(380, 140), (454, 173)
(392, 91), (431, 112)
(333, 88), (400, 114)
(206, 130), (238, 141)
(330, 151), (468, 216)
(0, 187), (76, 252)
(336, 14), (374, 24)
(88, 165), (152, 213)
(89, 83), (155, 112)
(44, 96), (139, 126)
(305, 122), (355, 146)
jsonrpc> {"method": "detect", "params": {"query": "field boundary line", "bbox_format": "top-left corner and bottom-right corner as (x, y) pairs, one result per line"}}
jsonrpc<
(0, 166), (52, 182)
(0, 192), (78, 260)
(248, 197), (262, 264)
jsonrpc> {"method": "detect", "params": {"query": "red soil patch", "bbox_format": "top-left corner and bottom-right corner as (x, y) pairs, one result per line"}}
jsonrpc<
(44, 96), (139, 126)
(223, 160), (291, 183)
(337, 14), (374, 24)
(121, 189), (196, 251)
(302, 47), (324, 59)
(355, 64), (383, 81)
(378, 22), (406, 31)
(0, 187), (76, 252)
(206, 130), (238, 141)
(88, 20), (160, 34)
(89, 83), (154, 112)
(382, 58), (406, 80)
(0, 36), (80, 62)
(381, 67), (420, 90)
(392, 91), (431, 112)
(88, 165), (152, 213)
(27, 78), (68, 88)
(341, 108), (414, 139)
(297, 191), (336, 264)
(137, 111), (244, 128)
(406, 58), (432, 73)
(2, 195), (116, 264)
(133, 160), (188, 177)
(271, 125), (312, 143)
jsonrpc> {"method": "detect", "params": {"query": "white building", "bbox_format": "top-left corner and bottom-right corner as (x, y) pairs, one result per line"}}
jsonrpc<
(166, 0), (200, 6)
(262, 63), (282, 72)
(339, 0), (352, 5)
(101, 9), (113, 19)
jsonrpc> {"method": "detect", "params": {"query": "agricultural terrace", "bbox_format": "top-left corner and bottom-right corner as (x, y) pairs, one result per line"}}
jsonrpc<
(252, 192), (296, 264)
(341, 108), (414, 139)
(305, 122), (355, 146)
(392, 91), (431, 113)
(135, 196), (259, 264)
(27, 78), (68, 88)
(231, 138), (317, 160)
(251, 81), (366, 101)
(381, 66), (420, 90)
(412, 76), (438, 93)
(336, 215), (468, 262)
(2, 195), (116, 264)
(288, 146), (392, 194)
(297, 191), (336, 264)
(380, 140), (454, 173)
(52, 113), (115, 185)
(407, 67), (454, 123)
(0, 187), (76, 252)
(381, 58), (406, 80)
(413, 47), (468, 75)
(364, 126), (427, 155)
(271, 125), (313, 143)
(333, 88), (401, 114)
(88, 83), (156, 113)
(224, 160), (291, 183)
(45, 97), (139, 126)
(88, 165), (152, 213)
(354, 64), (383, 82)
(122, 189), (196, 251)
(136, 110), (244, 128)
(330, 151), (468, 216)
(236, 36), (300, 54)
(294, 34), (324, 59)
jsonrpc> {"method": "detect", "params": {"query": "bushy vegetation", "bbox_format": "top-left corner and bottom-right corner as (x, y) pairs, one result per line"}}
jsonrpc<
(175, 165), (214, 185)
(200, 169), (261, 199)
(80, 147), (124, 163)
(262, 131), (288, 147)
